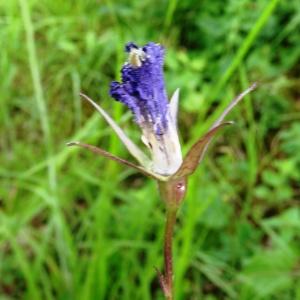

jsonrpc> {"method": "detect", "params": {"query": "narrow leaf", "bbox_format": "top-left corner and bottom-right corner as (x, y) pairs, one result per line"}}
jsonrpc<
(155, 268), (169, 298)
(67, 141), (165, 181)
(80, 93), (151, 167)
(173, 122), (233, 178)
(211, 83), (257, 129)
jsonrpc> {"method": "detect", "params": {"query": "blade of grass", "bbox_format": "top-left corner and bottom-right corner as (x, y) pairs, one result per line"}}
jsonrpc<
(19, 0), (57, 193)
(9, 235), (41, 299)
(163, 0), (178, 33)
(239, 66), (258, 218)
(196, 0), (281, 137)
(19, 3), (76, 296)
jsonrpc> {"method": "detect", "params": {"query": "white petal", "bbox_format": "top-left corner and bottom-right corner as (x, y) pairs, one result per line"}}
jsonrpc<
(169, 88), (180, 127)
(142, 116), (182, 176)
(80, 93), (151, 167)
(142, 88), (182, 175)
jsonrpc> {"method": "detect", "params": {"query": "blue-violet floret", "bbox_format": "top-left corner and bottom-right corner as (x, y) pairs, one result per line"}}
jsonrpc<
(110, 42), (169, 135)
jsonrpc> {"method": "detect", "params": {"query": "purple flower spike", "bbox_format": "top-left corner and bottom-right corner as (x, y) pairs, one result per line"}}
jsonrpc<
(110, 42), (169, 135)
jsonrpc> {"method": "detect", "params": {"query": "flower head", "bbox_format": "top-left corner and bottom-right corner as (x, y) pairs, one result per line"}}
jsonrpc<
(110, 42), (182, 175)
(68, 41), (257, 198)
(110, 42), (168, 133)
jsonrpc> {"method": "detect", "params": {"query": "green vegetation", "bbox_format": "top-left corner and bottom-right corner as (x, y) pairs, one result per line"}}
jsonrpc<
(1, 0), (300, 299)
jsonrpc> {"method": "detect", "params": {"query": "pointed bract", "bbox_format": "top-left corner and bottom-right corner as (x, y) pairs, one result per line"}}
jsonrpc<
(80, 93), (151, 168)
(211, 83), (257, 129)
(172, 122), (233, 178)
(67, 141), (166, 181)
(172, 83), (258, 179)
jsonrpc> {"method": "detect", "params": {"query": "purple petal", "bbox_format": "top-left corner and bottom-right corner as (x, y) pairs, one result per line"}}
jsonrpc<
(109, 42), (169, 135)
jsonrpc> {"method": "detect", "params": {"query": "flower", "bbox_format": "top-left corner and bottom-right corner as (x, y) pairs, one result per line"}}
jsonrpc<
(67, 41), (257, 203)
(110, 42), (182, 176)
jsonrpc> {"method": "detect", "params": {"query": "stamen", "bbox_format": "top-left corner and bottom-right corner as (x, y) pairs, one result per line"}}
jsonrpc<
(128, 48), (146, 68)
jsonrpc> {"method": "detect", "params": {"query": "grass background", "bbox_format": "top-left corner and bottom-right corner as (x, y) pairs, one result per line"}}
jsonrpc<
(1, 0), (300, 299)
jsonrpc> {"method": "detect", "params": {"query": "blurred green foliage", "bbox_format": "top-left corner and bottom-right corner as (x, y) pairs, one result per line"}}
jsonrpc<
(1, 0), (300, 299)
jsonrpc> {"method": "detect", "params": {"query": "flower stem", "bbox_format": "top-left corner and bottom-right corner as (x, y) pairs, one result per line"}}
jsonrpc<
(163, 208), (178, 300)
(158, 179), (187, 299)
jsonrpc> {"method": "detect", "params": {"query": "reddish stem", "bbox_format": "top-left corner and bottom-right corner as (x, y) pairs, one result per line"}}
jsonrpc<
(158, 179), (187, 299)
(163, 208), (178, 300)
